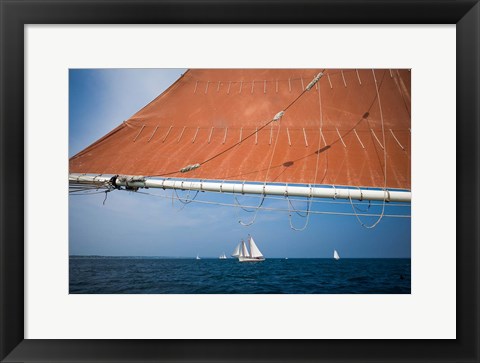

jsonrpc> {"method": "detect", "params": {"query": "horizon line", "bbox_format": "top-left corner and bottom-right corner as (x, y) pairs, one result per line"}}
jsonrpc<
(69, 255), (411, 259)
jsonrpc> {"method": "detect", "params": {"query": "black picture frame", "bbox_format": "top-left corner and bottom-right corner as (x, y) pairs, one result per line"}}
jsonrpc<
(1, 1), (478, 362)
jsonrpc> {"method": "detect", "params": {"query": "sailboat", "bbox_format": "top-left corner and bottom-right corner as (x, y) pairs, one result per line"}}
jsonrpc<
(196, 254), (201, 260)
(334, 250), (340, 260)
(235, 235), (265, 262)
(219, 252), (227, 259)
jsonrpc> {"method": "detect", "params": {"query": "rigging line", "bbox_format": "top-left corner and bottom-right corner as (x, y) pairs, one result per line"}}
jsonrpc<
(238, 82), (290, 226)
(103, 190), (110, 205)
(174, 188), (200, 212)
(174, 187), (199, 205)
(233, 192), (410, 207)
(235, 122), (282, 227)
(236, 116), (284, 225)
(69, 186), (104, 192)
(231, 70), (323, 227)
(394, 70), (412, 118)
(69, 191), (110, 196)
(353, 199), (371, 212)
(132, 190), (410, 218)
(317, 81), (328, 182)
(323, 70), (388, 152)
(350, 69), (388, 229)
(287, 197), (309, 217)
(233, 194), (257, 212)
(237, 193), (266, 226)
(351, 186), (371, 212)
(288, 195), (312, 231)
(154, 184), (410, 207)
(287, 75), (325, 231)
(69, 185), (110, 193)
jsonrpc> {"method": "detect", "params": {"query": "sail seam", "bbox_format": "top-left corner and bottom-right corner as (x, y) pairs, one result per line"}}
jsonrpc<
(341, 70), (347, 87)
(162, 126), (173, 143)
(390, 129), (405, 150)
(356, 69), (362, 85)
(148, 125), (159, 143)
(133, 124), (145, 142)
(354, 129), (365, 149)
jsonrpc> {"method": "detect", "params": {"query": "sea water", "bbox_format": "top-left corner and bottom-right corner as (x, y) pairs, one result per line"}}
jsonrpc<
(69, 257), (410, 294)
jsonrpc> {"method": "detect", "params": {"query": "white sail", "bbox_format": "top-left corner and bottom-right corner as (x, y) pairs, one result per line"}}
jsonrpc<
(249, 236), (264, 258)
(231, 243), (241, 257)
(334, 250), (340, 260)
(241, 240), (250, 257)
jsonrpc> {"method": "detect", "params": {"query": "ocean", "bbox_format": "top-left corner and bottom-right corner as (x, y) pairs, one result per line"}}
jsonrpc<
(69, 257), (410, 294)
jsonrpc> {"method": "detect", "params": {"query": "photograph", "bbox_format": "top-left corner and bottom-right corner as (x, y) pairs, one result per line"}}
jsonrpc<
(69, 68), (411, 294)
(2, 0), (478, 358)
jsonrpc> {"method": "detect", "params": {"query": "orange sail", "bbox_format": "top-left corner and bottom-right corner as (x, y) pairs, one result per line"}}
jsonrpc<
(69, 69), (410, 190)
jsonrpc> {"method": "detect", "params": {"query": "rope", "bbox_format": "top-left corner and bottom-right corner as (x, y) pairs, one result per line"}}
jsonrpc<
(318, 91), (329, 184)
(174, 187), (199, 205)
(233, 191), (409, 207)
(286, 75), (325, 231)
(349, 69), (388, 229)
(236, 194), (266, 226)
(287, 197), (309, 217)
(288, 197), (312, 231)
(233, 195), (257, 212)
(233, 70), (325, 227)
(103, 190), (109, 205)
(174, 186), (199, 212)
(69, 191), (110, 196)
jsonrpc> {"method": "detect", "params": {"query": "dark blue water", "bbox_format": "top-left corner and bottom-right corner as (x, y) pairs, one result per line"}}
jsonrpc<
(69, 257), (410, 294)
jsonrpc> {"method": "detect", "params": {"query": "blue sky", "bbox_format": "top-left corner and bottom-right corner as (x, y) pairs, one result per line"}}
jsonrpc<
(69, 69), (411, 258)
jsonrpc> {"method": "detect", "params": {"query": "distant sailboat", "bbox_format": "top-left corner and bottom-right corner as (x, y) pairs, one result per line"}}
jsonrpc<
(334, 250), (340, 260)
(219, 252), (227, 259)
(237, 235), (265, 262)
(196, 254), (201, 260)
